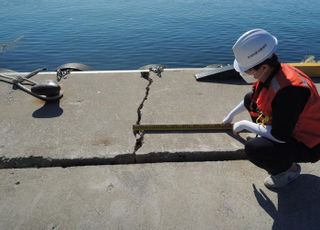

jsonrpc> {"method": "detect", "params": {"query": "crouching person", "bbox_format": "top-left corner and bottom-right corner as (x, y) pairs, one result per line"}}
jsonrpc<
(223, 28), (320, 189)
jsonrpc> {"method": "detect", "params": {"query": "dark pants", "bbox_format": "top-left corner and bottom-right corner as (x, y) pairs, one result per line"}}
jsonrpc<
(245, 137), (319, 175)
(243, 93), (319, 175)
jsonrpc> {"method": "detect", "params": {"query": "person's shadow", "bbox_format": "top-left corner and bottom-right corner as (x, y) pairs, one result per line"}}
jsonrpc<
(253, 174), (320, 230)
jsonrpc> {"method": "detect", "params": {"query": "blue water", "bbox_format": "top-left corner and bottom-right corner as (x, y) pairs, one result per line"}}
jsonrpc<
(0, 0), (319, 71)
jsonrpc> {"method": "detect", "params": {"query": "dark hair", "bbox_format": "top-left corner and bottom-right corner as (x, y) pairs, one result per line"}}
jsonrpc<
(252, 54), (280, 70)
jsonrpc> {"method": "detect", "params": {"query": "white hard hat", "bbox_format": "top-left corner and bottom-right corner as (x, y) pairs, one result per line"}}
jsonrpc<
(232, 29), (278, 72)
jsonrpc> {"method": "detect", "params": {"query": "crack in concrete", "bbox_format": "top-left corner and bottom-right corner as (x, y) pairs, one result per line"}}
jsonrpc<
(133, 73), (153, 161)
(136, 73), (153, 125)
(0, 150), (247, 169)
(0, 71), (249, 169)
(0, 155), (135, 169)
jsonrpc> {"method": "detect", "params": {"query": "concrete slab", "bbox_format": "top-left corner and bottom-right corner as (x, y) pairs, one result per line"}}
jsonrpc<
(1, 161), (320, 230)
(136, 70), (254, 159)
(0, 72), (147, 162)
(1, 69), (319, 167)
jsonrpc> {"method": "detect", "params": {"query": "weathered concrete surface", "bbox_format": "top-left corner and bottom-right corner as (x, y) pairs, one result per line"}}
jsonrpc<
(0, 72), (147, 161)
(1, 161), (320, 230)
(1, 70), (320, 229)
(1, 69), (319, 167)
(136, 70), (253, 158)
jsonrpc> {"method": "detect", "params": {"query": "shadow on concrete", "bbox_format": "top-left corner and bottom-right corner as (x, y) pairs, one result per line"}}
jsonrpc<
(32, 101), (63, 118)
(226, 132), (247, 145)
(196, 78), (249, 85)
(194, 67), (250, 85)
(253, 174), (320, 230)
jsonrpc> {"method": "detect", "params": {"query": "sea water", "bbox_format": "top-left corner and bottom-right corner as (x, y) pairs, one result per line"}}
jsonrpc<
(0, 0), (319, 71)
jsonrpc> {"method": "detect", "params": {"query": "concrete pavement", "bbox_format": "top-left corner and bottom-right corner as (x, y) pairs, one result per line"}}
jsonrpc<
(1, 68), (320, 229)
(1, 161), (320, 230)
(0, 72), (146, 165)
(135, 69), (253, 161)
(0, 69), (255, 167)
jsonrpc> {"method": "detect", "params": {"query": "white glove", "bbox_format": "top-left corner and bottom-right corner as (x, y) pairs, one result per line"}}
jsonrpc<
(222, 100), (246, 124)
(233, 120), (285, 143)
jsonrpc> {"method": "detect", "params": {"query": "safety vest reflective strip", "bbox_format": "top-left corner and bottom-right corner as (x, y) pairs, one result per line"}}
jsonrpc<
(255, 64), (320, 148)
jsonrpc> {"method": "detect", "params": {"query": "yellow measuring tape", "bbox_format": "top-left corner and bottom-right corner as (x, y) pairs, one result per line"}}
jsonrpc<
(133, 123), (234, 132)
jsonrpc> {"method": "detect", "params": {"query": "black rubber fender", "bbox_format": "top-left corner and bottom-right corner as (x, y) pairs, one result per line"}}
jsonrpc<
(56, 63), (93, 71)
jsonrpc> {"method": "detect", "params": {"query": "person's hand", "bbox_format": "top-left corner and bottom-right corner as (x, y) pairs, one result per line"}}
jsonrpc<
(221, 100), (245, 124)
(222, 112), (234, 124)
(233, 120), (286, 143)
(233, 120), (250, 135)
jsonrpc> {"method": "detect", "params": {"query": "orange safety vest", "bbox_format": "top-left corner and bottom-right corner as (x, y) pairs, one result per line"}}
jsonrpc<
(250, 64), (320, 148)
